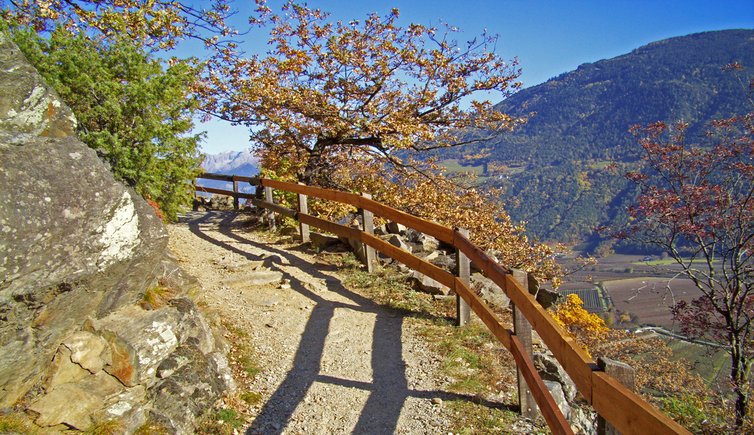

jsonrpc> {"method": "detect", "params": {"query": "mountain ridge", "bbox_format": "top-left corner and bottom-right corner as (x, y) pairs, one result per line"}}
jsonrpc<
(441, 29), (754, 251)
(199, 149), (259, 193)
(201, 149), (258, 175)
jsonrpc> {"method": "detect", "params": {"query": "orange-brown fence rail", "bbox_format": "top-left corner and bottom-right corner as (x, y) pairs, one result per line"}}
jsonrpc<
(195, 174), (691, 435)
(194, 173), (258, 210)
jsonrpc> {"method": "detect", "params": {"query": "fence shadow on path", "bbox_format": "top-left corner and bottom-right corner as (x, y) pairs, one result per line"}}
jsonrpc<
(182, 211), (516, 434)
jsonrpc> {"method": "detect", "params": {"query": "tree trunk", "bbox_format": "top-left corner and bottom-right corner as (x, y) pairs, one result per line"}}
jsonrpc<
(300, 139), (338, 188)
(301, 141), (326, 187)
(730, 339), (750, 428)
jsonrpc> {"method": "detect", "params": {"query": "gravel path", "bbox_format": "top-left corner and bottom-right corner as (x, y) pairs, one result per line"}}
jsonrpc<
(167, 211), (452, 434)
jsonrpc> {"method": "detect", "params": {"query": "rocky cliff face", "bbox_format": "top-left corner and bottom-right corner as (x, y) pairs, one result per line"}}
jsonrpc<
(0, 33), (234, 432)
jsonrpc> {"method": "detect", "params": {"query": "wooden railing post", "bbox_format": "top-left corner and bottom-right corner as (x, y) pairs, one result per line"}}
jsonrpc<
(455, 228), (471, 326)
(264, 185), (276, 231)
(512, 268), (538, 419)
(597, 357), (636, 435)
(232, 177), (240, 210)
(297, 182), (310, 243)
(361, 193), (376, 273)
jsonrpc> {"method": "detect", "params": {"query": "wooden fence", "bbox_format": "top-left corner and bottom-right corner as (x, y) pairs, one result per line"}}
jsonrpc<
(194, 173), (690, 435)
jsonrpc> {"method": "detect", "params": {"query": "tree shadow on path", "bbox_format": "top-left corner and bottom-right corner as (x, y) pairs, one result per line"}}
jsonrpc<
(182, 211), (515, 434)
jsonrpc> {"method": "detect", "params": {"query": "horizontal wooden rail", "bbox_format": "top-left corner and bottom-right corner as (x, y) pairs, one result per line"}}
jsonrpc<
(195, 175), (691, 435)
(195, 173), (259, 210)
(197, 172), (259, 183)
(261, 178), (456, 244)
(195, 185), (255, 199)
(249, 198), (298, 219)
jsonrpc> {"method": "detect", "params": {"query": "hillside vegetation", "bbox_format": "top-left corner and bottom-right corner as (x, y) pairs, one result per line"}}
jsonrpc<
(439, 29), (754, 252)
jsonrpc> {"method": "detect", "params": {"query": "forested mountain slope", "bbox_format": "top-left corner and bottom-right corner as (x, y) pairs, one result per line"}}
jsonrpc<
(441, 29), (754, 251)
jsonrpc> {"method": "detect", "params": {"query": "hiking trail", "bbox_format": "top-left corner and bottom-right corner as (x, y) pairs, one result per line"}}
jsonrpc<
(167, 211), (460, 434)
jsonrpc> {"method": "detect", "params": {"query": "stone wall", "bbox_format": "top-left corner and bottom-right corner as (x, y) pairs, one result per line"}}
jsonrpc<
(0, 33), (233, 432)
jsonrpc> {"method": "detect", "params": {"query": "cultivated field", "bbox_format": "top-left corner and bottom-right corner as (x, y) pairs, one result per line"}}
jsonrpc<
(602, 277), (703, 329)
(556, 252), (706, 329)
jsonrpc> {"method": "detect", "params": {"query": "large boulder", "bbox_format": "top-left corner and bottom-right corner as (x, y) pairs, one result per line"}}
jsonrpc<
(0, 33), (233, 433)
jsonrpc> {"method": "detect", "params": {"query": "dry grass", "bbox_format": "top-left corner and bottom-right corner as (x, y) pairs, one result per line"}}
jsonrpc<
(0, 413), (38, 435)
(139, 283), (177, 310)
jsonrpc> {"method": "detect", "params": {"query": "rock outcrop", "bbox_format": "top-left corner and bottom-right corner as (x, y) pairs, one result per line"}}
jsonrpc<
(0, 33), (233, 432)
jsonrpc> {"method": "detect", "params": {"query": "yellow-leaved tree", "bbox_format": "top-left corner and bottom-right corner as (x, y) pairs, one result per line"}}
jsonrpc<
(201, 2), (561, 281)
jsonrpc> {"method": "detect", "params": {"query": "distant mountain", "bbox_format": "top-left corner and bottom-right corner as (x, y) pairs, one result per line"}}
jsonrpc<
(440, 29), (754, 252)
(199, 150), (259, 193)
(202, 149), (258, 175)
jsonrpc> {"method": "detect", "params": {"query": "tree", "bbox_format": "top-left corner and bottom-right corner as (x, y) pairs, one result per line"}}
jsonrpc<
(620, 107), (754, 427)
(11, 26), (204, 221)
(202, 3), (522, 187)
(200, 3), (561, 281)
(1, 0), (237, 50)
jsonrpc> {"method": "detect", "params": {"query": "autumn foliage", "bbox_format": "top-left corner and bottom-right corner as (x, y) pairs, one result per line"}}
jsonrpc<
(199, 2), (560, 281)
(1, 0), (237, 49)
(552, 294), (608, 348)
(202, 3), (522, 189)
(621, 97), (754, 427)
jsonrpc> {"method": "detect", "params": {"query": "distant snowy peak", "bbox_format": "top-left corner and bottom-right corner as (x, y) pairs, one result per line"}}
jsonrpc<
(202, 150), (258, 176)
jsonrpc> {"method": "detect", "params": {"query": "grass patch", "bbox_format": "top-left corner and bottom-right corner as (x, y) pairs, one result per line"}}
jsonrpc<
(0, 413), (38, 434)
(329, 252), (454, 319)
(631, 257), (720, 266)
(446, 400), (523, 434)
(134, 420), (171, 435)
(439, 159), (486, 175)
(422, 320), (510, 396)
(196, 408), (245, 435)
(667, 340), (729, 386)
(84, 419), (124, 434)
(139, 284), (177, 310)
(216, 408), (244, 427)
(222, 320), (262, 379)
(240, 391), (263, 406)
(657, 394), (731, 434)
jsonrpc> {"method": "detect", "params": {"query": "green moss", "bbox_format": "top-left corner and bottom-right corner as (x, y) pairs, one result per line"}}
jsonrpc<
(240, 391), (263, 406)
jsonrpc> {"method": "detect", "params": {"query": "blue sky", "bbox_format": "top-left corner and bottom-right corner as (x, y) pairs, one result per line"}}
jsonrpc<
(196, 0), (754, 155)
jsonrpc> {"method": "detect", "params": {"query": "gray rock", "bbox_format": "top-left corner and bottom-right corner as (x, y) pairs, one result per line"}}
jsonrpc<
(410, 271), (450, 295)
(534, 351), (577, 403)
(0, 33), (76, 138)
(429, 254), (456, 272)
(386, 221), (406, 234)
(310, 232), (345, 250)
(472, 273), (510, 308)
(405, 228), (440, 252)
(387, 234), (412, 253)
(528, 273), (561, 308)
(569, 406), (597, 435)
(0, 35), (232, 432)
(543, 380), (570, 420)
(89, 305), (180, 387)
(150, 344), (232, 434)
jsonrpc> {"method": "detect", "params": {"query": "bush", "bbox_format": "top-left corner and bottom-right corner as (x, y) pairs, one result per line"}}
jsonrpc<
(11, 26), (203, 221)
